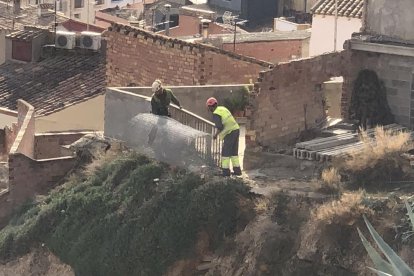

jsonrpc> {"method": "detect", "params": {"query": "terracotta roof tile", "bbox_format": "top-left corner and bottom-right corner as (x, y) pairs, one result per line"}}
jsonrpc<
(0, 48), (105, 116)
(311, 0), (364, 18)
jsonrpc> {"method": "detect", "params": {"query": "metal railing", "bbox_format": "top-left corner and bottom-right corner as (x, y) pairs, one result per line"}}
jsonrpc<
(170, 105), (221, 167)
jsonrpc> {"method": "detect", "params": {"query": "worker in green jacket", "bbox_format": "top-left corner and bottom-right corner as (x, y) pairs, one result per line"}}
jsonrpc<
(151, 79), (182, 116)
(206, 97), (241, 177)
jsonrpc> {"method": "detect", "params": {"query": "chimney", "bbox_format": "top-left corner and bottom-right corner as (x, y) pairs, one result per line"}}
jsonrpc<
(164, 4), (171, 36)
(13, 0), (21, 14)
(201, 19), (211, 40)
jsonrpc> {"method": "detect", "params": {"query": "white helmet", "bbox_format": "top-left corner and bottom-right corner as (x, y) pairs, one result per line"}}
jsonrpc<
(152, 79), (162, 92)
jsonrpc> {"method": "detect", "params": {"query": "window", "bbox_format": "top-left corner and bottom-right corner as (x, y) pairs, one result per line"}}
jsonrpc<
(95, 0), (104, 5)
(74, 13), (80, 19)
(74, 0), (83, 8)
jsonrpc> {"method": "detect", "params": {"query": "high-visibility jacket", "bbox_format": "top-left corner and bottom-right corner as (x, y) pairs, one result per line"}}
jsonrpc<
(213, 106), (239, 139)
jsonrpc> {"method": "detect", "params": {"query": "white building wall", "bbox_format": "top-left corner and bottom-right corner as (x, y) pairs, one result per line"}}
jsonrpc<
(309, 14), (362, 56)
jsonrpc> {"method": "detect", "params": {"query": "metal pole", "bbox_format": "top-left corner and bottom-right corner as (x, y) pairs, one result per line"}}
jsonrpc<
(164, 4), (171, 36)
(334, 0), (338, 51)
(233, 19), (236, 52)
(54, 0), (57, 36)
(87, 0), (90, 31)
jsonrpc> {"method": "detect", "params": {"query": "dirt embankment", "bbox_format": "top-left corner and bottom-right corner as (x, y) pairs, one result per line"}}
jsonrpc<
(0, 247), (74, 276)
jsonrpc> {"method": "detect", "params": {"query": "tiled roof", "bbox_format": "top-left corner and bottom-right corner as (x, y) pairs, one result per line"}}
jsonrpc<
(311, 0), (364, 18)
(0, 47), (105, 116)
(0, 3), (68, 31)
(6, 29), (45, 41)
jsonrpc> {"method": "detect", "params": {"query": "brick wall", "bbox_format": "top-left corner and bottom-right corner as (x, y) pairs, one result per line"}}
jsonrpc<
(9, 100), (35, 158)
(247, 51), (352, 147)
(222, 39), (307, 63)
(34, 132), (91, 159)
(105, 23), (272, 87)
(8, 153), (76, 206)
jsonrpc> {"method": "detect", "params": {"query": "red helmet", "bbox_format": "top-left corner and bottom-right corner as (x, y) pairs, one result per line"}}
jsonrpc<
(206, 97), (218, 107)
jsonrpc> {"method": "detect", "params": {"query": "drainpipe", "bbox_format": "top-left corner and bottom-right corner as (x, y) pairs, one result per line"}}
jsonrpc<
(334, 0), (338, 51)
(164, 4), (171, 36)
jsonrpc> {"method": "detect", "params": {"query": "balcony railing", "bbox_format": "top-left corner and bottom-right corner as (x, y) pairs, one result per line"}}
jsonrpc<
(170, 105), (221, 167)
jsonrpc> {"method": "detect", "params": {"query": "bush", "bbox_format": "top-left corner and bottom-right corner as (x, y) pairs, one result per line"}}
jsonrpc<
(335, 126), (412, 188)
(0, 152), (254, 275)
(223, 86), (250, 115)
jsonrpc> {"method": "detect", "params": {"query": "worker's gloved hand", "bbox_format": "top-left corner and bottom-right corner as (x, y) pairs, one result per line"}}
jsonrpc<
(179, 106), (183, 110)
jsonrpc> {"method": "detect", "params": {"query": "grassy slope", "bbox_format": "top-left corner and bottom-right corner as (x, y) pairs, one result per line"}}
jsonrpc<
(0, 153), (253, 276)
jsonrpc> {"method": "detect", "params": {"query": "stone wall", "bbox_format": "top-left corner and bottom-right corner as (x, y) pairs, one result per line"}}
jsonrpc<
(247, 51), (352, 147)
(105, 24), (272, 87)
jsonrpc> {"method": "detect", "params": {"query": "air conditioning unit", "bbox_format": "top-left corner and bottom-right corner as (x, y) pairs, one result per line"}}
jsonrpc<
(55, 31), (76, 49)
(80, 31), (102, 50)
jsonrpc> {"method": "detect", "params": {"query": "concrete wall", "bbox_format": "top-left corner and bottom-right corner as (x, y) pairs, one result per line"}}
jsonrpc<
(222, 38), (309, 63)
(309, 15), (362, 56)
(105, 24), (272, 87)
(121, 84), (250, 120)
(0, 30), (8, 65)
(345, 50), (414, 128)
(35, 95), (105, 132)
(366, 0), (414, 41)
(323, 78), (343, 118)
(105, 88), (151, 141)
(10, 100), (35, 159)
(34, 132), (90, 159)
(274, 18), (311, 31)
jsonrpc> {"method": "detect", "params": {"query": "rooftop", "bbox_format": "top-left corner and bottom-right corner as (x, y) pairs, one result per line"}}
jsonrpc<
(0, 3), (68, 30)
(0, 47), (105, 116)
(208, 30), (311, 44)
(311, 0), (364, 18)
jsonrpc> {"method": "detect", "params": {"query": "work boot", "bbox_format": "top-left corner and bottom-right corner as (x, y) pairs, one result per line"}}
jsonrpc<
(222, 168), (231, 177)
(233, 167), (242, 176)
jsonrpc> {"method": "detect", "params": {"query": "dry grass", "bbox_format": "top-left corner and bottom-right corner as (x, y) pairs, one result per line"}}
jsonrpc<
(313, 191), (372, 225)
(320, 167), (341, 193)
(84, 151), (119, 176)
(345, 126), (411, 171)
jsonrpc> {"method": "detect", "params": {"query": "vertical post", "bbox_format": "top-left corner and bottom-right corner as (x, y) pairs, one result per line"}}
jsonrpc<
(164, 4), (171, 36)
(334, 0), (338, 51)
(87, 0), (90, 31)
(233, 18), (237, 52)
(54, 0), (57, 36)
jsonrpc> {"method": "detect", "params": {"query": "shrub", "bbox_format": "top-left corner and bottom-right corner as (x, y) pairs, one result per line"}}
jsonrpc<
(320, 167), (341, 194)
(313, 191), (372, 225)
(0, 152), (254, 275)
(358, 200), (414, 275)
(335, 126), (412, 187)
(223, 86), (250, 115)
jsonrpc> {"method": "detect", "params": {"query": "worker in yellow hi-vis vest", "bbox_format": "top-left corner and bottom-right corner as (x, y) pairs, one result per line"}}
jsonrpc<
(206, 97), (241, 177)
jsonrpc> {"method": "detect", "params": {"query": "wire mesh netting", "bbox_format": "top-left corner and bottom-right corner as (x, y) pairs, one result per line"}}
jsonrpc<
(125, 113), (214, 169)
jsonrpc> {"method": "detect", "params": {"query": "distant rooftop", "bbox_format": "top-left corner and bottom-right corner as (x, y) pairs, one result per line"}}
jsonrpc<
(0, 3), (67, 30)
(208, 30), (311, 44)
(0, 47), (105, 116)
(311, 0), (364, 18)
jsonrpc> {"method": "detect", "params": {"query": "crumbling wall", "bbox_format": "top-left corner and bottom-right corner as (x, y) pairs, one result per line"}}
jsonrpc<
(246, 51), (352, 147)
(104, 24), (272, 87)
